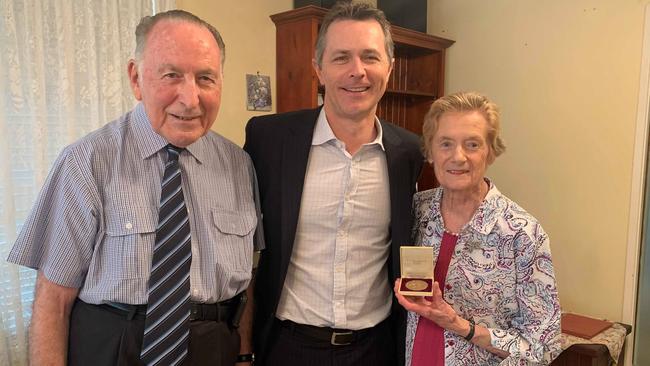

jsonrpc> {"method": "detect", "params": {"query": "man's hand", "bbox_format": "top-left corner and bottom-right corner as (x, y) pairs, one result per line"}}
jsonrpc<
(236, 276), (255, 365)
(30, 272), (78, 366)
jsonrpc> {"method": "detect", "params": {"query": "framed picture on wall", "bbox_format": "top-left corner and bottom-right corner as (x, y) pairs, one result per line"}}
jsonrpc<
(246, 73), (272, 111)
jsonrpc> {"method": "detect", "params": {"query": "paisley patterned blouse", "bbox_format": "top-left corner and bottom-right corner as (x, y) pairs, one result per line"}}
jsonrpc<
(405, 180), (561, 366)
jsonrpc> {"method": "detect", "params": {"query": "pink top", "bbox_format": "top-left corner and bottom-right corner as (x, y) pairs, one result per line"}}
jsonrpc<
(411, 232), (459, 366)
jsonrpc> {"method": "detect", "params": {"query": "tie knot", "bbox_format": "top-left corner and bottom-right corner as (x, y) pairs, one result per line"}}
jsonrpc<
(165, 144), (183, 162)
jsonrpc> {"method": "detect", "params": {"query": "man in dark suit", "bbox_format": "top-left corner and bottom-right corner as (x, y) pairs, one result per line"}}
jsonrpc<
(244, 2), (422, 366)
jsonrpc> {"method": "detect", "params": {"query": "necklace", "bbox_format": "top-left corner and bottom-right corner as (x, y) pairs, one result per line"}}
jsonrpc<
(443, 227), (460, 236)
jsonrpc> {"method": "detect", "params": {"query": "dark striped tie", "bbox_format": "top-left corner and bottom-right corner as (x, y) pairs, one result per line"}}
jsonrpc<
(141, 144), (192, 366)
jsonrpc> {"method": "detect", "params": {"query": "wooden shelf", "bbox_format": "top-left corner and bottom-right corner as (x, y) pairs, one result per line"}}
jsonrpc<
(385, 89), (438, 98)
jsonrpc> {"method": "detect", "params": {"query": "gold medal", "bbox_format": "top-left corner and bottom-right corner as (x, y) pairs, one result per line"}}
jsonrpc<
(404, 279), (428, 291)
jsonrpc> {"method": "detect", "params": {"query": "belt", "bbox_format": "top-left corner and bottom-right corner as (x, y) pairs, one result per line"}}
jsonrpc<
(279, 319), (377, 346)
(189, 296), (239, 322)
(99, 302), (146, 318)
(102, 294), (241, 322)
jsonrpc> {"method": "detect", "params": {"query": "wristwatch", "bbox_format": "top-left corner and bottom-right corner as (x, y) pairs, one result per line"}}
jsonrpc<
(464, 318), (476, 341)
(236, 353), (255, 363)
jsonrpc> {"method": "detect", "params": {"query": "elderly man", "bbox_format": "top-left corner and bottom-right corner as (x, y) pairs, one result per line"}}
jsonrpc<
(244, 2), (422, 366)
(7, 10), (262, 366)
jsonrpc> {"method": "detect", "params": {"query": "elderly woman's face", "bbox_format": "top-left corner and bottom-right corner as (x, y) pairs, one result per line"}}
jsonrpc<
(429, 111), (491, 195)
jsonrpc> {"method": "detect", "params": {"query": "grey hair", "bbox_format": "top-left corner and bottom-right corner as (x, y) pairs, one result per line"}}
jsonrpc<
(134, 9), (225, 69)
(314, 1), (394, 68)
(423, 91), (506, 164)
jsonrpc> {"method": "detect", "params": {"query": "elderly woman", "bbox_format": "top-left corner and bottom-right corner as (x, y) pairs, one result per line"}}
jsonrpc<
(395, 92), (561, 365)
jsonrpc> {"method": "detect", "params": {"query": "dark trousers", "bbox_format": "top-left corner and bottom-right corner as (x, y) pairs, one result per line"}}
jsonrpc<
(68, 299), (240, 366)
(264, 318), (395, 366)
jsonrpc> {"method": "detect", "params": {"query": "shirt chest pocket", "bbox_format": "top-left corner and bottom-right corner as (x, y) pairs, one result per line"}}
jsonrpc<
(104, 206), (158, 279)
(210, 209), (257, 273)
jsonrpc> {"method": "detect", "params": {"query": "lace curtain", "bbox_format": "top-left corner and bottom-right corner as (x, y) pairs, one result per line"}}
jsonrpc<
(0, 1), (175, 364)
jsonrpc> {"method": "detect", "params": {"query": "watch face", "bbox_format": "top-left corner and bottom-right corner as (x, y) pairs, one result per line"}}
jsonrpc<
(404, 279), (428, 291)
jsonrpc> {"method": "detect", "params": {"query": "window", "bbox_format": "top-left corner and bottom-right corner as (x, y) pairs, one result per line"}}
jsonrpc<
(0, 1), (174, 364)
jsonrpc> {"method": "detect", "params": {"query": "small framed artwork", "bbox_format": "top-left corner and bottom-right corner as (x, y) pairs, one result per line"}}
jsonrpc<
(246, 73), (272, 111)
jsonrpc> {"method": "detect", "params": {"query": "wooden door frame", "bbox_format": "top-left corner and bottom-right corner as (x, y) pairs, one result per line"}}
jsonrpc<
(623, 4), (650, 365)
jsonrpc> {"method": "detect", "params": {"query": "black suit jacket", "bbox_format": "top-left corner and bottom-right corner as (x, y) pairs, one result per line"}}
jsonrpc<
(244, 107), (423, 366)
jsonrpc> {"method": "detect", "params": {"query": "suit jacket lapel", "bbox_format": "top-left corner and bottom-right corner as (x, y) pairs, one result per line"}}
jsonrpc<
(280, 108), (320, 273)
(382, 121), (407, 280)
(382, 120), (404, 218)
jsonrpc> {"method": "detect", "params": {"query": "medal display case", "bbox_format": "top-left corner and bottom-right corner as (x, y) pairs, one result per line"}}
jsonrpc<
(399, 246), (434, 296)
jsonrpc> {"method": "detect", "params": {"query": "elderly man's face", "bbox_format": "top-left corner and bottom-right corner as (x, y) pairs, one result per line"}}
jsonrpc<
(128, 20), (222, 147)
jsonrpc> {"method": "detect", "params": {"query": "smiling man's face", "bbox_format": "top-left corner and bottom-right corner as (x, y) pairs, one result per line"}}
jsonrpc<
(314, 19), (393, 123)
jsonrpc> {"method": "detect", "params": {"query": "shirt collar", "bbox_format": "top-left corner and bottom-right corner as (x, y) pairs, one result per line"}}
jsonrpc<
(312, 109), (385, 151)
(131, 103), (206, 163)
(431, 178), (502, 236)
(467, 178), (502, 235)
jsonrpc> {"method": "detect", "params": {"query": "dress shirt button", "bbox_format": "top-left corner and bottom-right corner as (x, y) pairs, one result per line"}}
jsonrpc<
(125, 222), (133, 230)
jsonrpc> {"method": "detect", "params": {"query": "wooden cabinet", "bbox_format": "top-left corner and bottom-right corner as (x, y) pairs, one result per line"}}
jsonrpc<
(270, 5), (454, 190)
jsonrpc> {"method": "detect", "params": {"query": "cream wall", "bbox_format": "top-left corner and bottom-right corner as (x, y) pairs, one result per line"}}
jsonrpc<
(428, 0), (648, 321)
(177, 0), (293, 145)
(176, 0), (647, 321)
